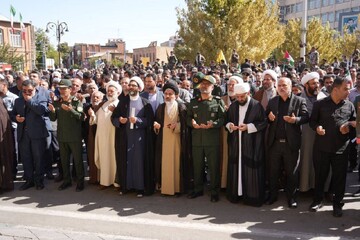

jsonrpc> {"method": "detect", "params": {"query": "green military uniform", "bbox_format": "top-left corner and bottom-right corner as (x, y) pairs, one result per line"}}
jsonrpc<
(50, 94), (84, 186)
(187, 77), (225, 197)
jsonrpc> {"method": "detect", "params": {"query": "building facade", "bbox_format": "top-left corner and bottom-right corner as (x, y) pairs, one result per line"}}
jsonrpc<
(72, 38), (126, 67)
(133, 41), (173, 64)
(278, 0), (360, 32)
(0, 15), (35, 71)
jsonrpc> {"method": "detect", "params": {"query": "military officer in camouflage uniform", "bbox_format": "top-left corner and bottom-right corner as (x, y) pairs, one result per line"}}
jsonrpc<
(48, 79), (85, 192)
(187, 75), (226, 202)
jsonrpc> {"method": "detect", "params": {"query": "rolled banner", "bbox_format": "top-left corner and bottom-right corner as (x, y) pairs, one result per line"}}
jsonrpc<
(130, 107), (135, 129)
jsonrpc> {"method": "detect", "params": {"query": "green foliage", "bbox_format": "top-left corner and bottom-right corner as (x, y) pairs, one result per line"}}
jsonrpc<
(175, 0), (285, 63)
(110, 58), (124, 68)
(0, 44), (24, 71)
(277, 18), (341, 63)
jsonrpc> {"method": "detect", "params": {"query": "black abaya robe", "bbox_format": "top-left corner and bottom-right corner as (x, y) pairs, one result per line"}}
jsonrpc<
(226, 98), (267, 206)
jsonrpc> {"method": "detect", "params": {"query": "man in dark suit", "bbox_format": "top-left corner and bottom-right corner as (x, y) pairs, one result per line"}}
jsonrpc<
(140, 73), (164, 114)
(265, 77), (309, 208)
(11, 80), (52, 190)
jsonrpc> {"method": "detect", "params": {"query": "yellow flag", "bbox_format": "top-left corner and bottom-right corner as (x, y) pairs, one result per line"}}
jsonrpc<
(216, 50), (227, 64)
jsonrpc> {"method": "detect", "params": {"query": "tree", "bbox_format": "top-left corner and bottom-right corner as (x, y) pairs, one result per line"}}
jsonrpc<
(175, 0), (285, 64)
(336, 19), (360, 59)
(277, 18), (341, 64)
(0, 44), (24, 71)
(35, 28), (57, 69)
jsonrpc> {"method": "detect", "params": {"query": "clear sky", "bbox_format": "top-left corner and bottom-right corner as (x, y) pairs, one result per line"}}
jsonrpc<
(0, 0), (186, 51)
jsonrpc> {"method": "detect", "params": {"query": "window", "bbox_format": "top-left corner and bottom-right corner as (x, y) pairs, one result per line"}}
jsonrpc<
(335, 10), (343, 22)
(352, 7), (360, 11)
(328, 12), (335, 23)
(335, 0), (344, 3)
(296, 2), (303, 12)
(9, 30), (21, 47)
(329, 0), (334, 4)
(0, 29), (3, 45)
(322, 13), (328, 24)
(322, 0), (328, 7)
(308, 0), (319, 10)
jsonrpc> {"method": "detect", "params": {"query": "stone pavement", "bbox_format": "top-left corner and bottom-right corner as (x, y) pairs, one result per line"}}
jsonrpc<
(0, 168), (359, 240)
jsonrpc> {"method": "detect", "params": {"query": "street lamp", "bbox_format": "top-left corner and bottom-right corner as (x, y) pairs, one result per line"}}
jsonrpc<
(45, 21), (69, 68)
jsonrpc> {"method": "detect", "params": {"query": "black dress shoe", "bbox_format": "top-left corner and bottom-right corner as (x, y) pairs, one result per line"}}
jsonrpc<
(265, 197), (277, 205)
(58, 182), (72, 191)
(288, 198), (297, 208)
(333, 207), (343, 217)
(46, 173), (55, 180)
(19, 181), (35, 191)
(36, 182), (44, 190)
(187, 191), (204, 199)
(309, 201), (323, 212)
(75, 182), (84, 192)
(54, 175), (63, 183)
(353, 188), (360, 197)
(210, 194), (219, 202)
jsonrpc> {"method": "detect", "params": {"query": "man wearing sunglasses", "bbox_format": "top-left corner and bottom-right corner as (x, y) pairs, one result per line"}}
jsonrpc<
(11, 80), (52, 191)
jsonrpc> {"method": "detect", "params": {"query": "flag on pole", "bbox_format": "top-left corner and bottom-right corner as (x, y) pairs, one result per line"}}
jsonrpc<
(283, 51), (294, 67)
(10, 5), (16, 33)
(216, 50), (227, 64)
(19, 13), (25, 40)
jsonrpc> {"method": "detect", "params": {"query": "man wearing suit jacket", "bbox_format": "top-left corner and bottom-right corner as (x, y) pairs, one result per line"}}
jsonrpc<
(11, 80), (51, 190)
(265, 77), (309, 208)
(141, 73), (164, 114)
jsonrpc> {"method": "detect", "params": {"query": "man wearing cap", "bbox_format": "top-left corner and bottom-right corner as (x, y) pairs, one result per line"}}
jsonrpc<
(89, 81), (121, 189)
(187, 75), (226, 202)
(48, 79), (85, 192)
(226, 82), (267, 205)
(153, 81), (191, 195)
(11, 80), (52, 190)
(299, 72), (322, 192)
(111, 76), (155, 197)
(265, 77), (309, 208)
(230, 49), (239, 68)
(253, 69), (278, 110)
(241, 68), (256, 96)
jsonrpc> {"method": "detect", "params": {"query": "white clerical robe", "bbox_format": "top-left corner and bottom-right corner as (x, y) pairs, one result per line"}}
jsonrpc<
(226, 97), (257, 196)
(90, 99), (119, 186)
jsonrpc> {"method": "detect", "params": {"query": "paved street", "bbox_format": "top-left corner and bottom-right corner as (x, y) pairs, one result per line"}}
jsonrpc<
(0, 170), (359, 240)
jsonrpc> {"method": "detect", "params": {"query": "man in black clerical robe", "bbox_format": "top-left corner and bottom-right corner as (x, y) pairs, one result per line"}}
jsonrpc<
(154, 97), (193, 194)
(225, 82), (267, 206)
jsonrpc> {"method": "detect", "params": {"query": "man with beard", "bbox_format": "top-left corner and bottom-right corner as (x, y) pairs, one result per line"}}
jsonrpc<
(253, 69), (278, 110)
(84, 91), (104, 184)
(309, 77), (355, 217)
(187, 75), (226, 202)
(299, 72), (322, 192)
(111, 76), (155, 197)
(226, 82), (267, 205)
(11, 80), (52, 190)
(153, 81), (191, 195)
(220, 76), (243, 188)
(266, 77), (309, 208)
(141, 73), (164, 114)
(321, 75), (334, 96)
(89, 81), (121, 189)
(48, 79), (85, 192)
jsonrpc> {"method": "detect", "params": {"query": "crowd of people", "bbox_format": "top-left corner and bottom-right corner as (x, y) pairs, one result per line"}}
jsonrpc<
(0, 49), (359, 218)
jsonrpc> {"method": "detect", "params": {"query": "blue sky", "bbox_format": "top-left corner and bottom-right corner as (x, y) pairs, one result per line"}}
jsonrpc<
(0, 0), (186, 50)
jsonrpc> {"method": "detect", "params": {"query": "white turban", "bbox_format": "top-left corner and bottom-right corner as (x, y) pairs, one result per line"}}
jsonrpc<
(301, 72), (320, 86)
(130, 76), (144, 92)
(106, 80), (122, 95)
(234, 82), (250, 95)
(228, 76), (243, 84)
(262, 69), (278, 83)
